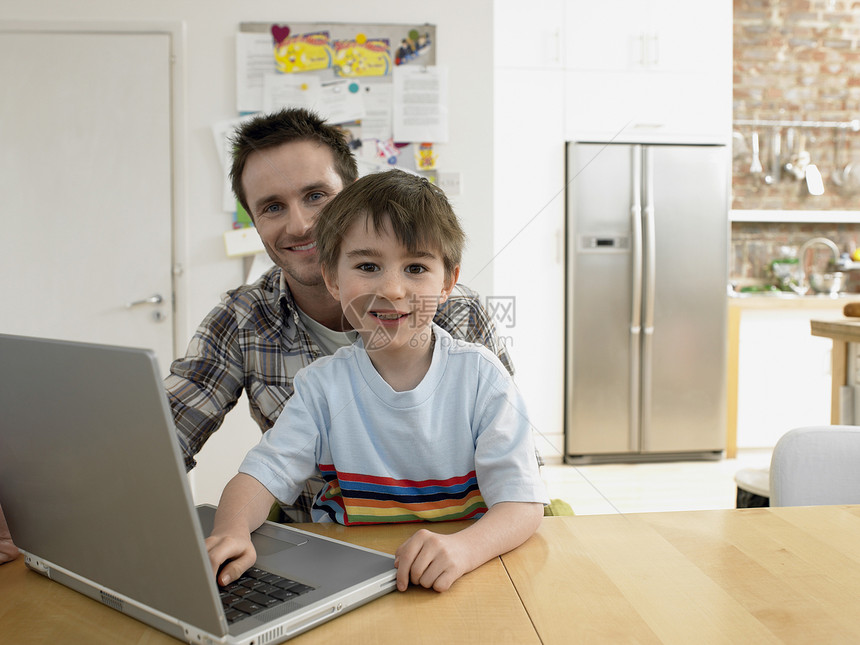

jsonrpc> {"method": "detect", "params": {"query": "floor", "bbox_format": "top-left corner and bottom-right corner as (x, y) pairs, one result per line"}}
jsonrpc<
(541, 448), (773, 515)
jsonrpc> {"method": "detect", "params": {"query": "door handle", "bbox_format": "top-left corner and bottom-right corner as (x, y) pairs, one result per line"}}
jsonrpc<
(126, 294), (163, 308)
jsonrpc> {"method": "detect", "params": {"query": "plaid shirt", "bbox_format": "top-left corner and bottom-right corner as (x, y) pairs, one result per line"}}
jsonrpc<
(165, 265), (514, 522)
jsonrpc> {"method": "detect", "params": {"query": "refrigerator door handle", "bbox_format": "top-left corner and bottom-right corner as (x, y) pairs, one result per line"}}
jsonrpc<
(640, 146), (656, 450)
(630, 146), (643, 452)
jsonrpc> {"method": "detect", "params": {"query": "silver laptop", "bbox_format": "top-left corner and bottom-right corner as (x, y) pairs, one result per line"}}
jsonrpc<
(0, 334), (397, 644)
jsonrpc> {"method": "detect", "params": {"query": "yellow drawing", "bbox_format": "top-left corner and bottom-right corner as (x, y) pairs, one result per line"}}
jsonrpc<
(415, 143), (437, 171)
(274, 32), (333, 74)
(333, 38), (391, 78)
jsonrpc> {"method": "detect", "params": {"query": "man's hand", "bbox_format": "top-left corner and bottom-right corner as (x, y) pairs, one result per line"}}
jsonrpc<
(394, 529), (471, 592)
(205, 531), (256, 586)
(0, 502), (19, 564)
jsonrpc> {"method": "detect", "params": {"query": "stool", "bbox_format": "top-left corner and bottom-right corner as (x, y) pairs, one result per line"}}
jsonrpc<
(734, 467), (770, 508)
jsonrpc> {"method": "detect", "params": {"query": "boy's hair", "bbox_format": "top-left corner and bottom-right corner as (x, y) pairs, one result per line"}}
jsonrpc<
(229, 108), (358, 214)
(315, 169), (465, 281)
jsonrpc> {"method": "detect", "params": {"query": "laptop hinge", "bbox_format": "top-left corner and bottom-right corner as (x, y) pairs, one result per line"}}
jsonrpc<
(178, 623), (224, 645)
(24, 554), (52, 576)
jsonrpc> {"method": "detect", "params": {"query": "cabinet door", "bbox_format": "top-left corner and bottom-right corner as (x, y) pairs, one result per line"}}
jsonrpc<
(649, 0), (731, 73)
(494, 0), (564, 69)
(565, 0), (730, 74)
(564, 69), (730, 144)
(736, 309), (837, 449)
(565, 0), (650, 71)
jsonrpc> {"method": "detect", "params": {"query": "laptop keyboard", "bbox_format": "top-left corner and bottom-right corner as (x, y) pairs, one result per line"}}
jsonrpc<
(219, 566), (315, 624)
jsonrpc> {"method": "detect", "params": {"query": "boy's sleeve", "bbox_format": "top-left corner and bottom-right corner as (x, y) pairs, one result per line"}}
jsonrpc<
(238, 372), (323, 504)
(473, 358), (550, 508)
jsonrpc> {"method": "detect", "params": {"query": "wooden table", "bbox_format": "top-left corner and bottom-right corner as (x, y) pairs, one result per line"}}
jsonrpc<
(507, 506), (860, 643)
(811, 317), (860, 423)
(4, 508), (860, 643)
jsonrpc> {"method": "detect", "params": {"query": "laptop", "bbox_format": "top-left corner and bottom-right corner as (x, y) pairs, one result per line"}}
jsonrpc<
(0, 333), (397, 644)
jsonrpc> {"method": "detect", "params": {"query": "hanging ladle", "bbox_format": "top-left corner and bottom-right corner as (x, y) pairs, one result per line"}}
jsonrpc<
(750, 130), (763, 176)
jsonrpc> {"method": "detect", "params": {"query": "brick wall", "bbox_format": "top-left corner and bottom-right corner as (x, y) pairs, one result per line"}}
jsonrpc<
(732, 221), (860, 288)
(733, 0), (860, 210)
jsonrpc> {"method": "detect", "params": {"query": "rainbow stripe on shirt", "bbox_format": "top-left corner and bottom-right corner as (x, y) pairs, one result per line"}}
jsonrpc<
(315, 464), (488, 525)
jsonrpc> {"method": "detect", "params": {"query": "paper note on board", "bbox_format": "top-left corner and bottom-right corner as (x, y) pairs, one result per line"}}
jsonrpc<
(317, 79), (365, 124)
(359, 83), (394, 140)
(262, 74), (322, 113)
(236, 32), (277, 113)
(262, 75), (365, 125)
(211, 115), (256, 212)
(392, 65), (448, 142)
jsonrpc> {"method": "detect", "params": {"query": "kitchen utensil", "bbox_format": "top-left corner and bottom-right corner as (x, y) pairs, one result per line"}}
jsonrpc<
(750, 130), (763, 175)
(810, 271), (845, 295)
(832, 129), (850, 189)
(766, 127), (781, 184)
(791, 132), (810, 180)
(806, 164), (825, 195)
(782, 127), (800, 179)
(841, 161), (860, 196)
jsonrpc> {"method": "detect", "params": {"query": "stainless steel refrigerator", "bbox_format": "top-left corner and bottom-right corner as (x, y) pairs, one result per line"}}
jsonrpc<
(564, 142), (728, 464)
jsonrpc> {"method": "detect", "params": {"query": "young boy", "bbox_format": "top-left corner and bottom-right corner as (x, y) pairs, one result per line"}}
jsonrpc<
(206, 170), (547, 593)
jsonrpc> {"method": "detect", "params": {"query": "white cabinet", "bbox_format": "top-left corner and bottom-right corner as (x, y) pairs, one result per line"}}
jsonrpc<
(494, 0), (563, 69)
(492, 67), (566, 463)
(565, 0), (655, 71)
(563, 0), (732, 144)
(493, 0), (567, 461)
(736, 308), (842, 449)
(565, 0), (725, 74)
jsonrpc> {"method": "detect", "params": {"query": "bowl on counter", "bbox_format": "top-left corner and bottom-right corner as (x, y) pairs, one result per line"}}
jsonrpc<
(809, 271), (845, 295)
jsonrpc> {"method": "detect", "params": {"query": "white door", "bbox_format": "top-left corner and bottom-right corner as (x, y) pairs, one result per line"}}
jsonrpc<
(0, 29), (175, 369)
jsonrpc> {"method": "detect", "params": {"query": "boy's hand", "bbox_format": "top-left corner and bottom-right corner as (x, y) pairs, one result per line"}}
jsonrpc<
(392, 502), (544, 593)
(205, 531), (257, 586)
(393, 529), (471, 592)
(206, 473), (276, 586)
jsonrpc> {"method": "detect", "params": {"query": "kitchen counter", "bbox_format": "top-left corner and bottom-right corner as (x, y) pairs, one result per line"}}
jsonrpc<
(726, 294), (860, 458)
(729, 292), (860, 309)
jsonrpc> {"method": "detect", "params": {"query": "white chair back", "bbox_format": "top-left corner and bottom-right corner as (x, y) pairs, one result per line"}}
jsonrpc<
(770, 426), (860, 507)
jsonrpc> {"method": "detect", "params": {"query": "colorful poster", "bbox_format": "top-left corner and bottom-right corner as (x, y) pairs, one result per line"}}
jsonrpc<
(272, 28), (333, 74)
(414, 142), (438, 171)
(395, 29), (433, 66)
(333, 36), (391, 78)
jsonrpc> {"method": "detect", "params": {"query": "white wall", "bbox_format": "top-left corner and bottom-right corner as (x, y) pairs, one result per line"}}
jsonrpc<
(1, 0), (503, 501)
(0, 0), (496, 340)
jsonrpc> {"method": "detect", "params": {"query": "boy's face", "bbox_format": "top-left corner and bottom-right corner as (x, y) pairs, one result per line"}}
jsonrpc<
(323, 215), (459, 352)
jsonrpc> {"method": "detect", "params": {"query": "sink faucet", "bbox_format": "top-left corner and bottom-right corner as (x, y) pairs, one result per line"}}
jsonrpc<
(794, 237), (841, 295)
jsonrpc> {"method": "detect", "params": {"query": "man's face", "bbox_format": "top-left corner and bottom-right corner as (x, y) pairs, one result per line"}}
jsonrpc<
(242, 140), (345, 288)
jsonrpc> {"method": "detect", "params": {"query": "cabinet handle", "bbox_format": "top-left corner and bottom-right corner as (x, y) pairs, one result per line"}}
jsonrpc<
(648, 33), (659, 67)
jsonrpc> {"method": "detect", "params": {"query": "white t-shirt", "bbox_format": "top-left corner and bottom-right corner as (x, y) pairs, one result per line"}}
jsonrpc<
(239, 324), (548, 524)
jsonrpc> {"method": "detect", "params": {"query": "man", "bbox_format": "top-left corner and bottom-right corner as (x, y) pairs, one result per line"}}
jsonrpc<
(165, 108), (514, 522)
(0, 108), (513, 563)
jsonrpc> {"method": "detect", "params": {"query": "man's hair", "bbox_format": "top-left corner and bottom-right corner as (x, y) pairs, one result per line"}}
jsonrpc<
(315, 169), (465, 281)
(229, 108), (358, 214)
